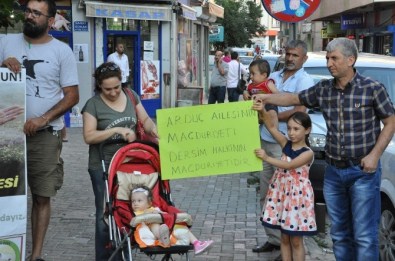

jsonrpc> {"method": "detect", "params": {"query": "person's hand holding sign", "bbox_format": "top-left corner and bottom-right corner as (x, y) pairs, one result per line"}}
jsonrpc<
(252, 96), (264, 111)
(1, 56), (21, 74)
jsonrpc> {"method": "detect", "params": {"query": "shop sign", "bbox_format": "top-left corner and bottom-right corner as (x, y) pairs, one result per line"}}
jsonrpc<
(85, 2), (172, 21)
(261, 0), (320, 23)
(209, 25), (224, 42)
(94, 9), (166, 20)
(181, 5), (197, 21)
(321, 28), (328, 39)
(74, 21), (88, 32)
(341, 14), (364, 30)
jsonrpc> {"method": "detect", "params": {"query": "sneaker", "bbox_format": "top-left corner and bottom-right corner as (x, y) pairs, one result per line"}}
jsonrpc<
(194, 240), (214, 255)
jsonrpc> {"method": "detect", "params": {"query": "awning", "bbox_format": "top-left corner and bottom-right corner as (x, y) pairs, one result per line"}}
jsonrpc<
(208, 2), (224, 19)
(265, 30), (278, 36)
(180, 4), (197, 21)
(85, 1), (172, 21)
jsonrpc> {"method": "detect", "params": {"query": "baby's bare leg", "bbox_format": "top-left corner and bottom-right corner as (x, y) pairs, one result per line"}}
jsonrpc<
(188, 230), (198, 243)
(149, 223), (161, 239)
(149, 223), (170, 247)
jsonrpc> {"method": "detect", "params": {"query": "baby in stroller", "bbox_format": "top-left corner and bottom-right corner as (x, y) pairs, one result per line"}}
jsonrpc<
(130, 184), (213, 255)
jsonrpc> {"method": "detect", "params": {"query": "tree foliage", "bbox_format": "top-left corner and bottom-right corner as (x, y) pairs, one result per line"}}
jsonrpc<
(0, 0), (24, 29)
(214, 0), (266, 49)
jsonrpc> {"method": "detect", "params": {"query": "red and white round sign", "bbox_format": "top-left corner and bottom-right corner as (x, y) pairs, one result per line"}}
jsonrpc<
(261, 0), (321, 23)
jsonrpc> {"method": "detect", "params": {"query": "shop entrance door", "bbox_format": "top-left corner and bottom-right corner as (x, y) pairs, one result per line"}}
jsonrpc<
(104, 32), (161, 117)
(105, 33), (139, 93)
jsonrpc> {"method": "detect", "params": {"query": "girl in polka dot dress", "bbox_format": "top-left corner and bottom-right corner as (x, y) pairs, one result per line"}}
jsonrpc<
(253, 104), (317, 261)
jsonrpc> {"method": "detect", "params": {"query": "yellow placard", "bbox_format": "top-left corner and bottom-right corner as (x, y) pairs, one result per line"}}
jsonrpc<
(157, 101), (262, 180)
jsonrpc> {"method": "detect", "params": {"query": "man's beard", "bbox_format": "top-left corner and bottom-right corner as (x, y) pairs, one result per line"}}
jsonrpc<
(23, 19), (48, 39)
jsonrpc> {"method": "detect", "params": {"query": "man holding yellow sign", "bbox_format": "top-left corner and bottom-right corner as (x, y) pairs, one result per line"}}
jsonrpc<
(156, 101), (262, 180)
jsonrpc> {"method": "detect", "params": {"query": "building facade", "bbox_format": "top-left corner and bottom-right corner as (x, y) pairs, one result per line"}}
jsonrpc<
(277, 0), (395, 55)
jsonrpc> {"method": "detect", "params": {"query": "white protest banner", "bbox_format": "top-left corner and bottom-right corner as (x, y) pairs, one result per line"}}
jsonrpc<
(0, 68), (27, 261)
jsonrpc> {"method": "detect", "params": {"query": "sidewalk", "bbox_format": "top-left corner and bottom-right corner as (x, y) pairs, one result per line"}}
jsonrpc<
(26, 127), (335, 260)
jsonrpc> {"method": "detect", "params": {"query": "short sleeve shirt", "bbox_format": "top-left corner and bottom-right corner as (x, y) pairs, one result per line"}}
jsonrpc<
(298, 71), (395, 159)
(107, 52), (130, 83)
(260, 68), (314, 143)
(82, 90), (140, 170)
(0, 33), (79, 130)
(210, 62), (228, 87)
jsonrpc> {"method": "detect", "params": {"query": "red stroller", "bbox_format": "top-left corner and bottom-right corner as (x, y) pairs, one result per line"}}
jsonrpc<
(102, 141), (194, 261)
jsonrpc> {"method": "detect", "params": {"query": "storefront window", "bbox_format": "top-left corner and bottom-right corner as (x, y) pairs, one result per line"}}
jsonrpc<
(140, 20), (160, 99)
(192, 25), (200, 85)
(106, 18), (137, 31)
(383, 35), (393, 55)
(177, 17), (193, 88)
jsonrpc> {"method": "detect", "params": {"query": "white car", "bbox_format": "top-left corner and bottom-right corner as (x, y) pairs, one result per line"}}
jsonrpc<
(261, 54), (281, 72)
(239, 55), (254, 67)
(260, 49), (273, 55)
(293, 52), (395, 261)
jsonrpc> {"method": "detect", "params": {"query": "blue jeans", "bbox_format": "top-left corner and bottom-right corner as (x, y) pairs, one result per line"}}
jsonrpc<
(208, 86), (226, 104)
(89, 168), (111, 261)
(323, 163), (381, 261)
(227, 88), (240, 102)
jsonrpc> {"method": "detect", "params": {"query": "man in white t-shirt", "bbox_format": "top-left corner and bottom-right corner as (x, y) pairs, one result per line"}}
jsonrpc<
(0, 1), (79, 260)
(107, 43), (130, 88)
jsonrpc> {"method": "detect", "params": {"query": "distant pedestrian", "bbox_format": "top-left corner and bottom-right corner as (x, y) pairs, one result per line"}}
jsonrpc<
(222, 51), (231, 63)
(253, 37), (395, 261)
(272, 44), (277, 54)
(107, 43), (130, 88)
(255, 45), (261, 55)
(208, 50), (228, 104)
(226, 51), (247, 102)
(253, 109), (316, 261)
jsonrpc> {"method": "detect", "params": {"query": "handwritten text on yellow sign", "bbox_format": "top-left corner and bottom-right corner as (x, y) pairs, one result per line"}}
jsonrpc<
(157, 101), (262, 180)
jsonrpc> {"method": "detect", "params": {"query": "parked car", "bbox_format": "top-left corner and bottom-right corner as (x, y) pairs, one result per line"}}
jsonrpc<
(230, 47), (255, 57)
(239, 55), (254, 67)
(289, 52), (395, 260)
(260, 49), (273, 55)
(261, 54), (281, 72)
